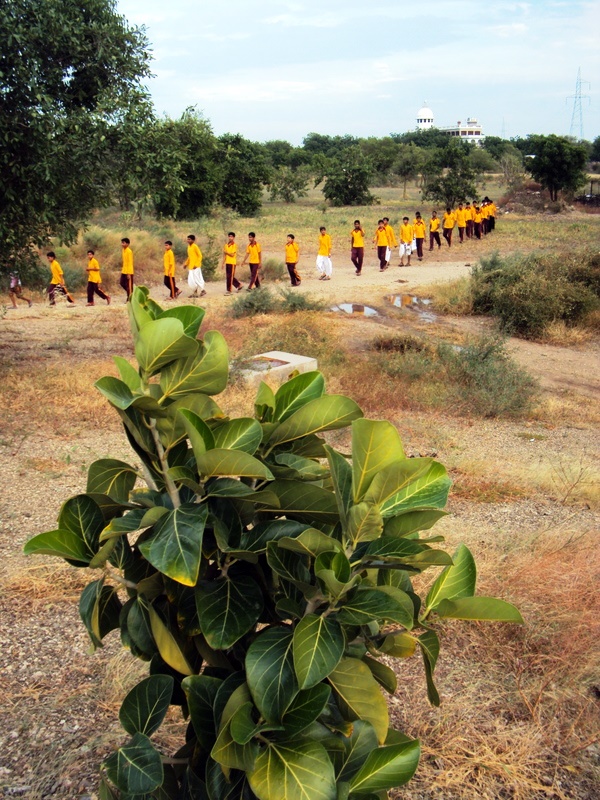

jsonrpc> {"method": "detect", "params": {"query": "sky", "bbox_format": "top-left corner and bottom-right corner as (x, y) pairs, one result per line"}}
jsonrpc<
(116, 0), (600, 145)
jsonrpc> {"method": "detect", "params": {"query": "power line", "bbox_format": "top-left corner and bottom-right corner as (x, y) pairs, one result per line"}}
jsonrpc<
(567, 67), (590, 140)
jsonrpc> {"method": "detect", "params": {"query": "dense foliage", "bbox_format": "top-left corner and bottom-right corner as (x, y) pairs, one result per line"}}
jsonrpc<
(25, 289), (522, 799)
(515, 135), (589, 200)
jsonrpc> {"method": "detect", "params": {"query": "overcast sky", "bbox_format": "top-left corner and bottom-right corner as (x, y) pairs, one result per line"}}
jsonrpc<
(117, 0), (599, 145)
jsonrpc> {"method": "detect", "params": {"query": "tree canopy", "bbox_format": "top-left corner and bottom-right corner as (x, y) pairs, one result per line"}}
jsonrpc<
(523, 135), (589, 201)
(0, 0), (151, 272)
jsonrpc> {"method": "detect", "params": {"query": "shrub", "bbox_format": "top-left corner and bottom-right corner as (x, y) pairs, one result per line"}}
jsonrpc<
(372, 334), (430, 354)
(279, 288), (325, 313)
(230, 286), (277, 318)
(24, 288), (521, 799)
(61, 263), (87, 291)
(261, 257), (286, 282)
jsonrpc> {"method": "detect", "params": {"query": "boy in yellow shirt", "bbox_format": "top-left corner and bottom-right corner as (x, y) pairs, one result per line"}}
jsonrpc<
(429, 211), (441, 251)
(442, 208), (455, 247)
(350, 220), (365, 275)
(221, 232), (243, 295)
(86, 250), (110, 306)
(455, 203), (467, 243)
(163, 241), (180, 299)
(383, 216), (397, 267)
(285, 234), (301, 286)
(120, 238), (134, 301)
(316, 226), (332, 280)
(240, 231), (262, 290)
(413, 212), (426, 261)
(399, 217), (414, 267)
(372, 219), (389, 271)
(185, 234), (206, 297)
(46, 251), (75, 306)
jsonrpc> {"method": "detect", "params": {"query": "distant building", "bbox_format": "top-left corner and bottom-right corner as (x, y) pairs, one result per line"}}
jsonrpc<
(415, 103), (485, 145)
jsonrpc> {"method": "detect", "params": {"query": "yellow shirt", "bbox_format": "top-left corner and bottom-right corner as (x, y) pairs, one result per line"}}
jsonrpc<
(185, 243), (202, 269)
(489, 202), (496, 216)
(121, 247), (134, 275)
(455, 208), (467, 227)
(49, 259), (63, 284)
(246, 242), (261, 264)
(399, 223), (414, 244)
(285, 242), (299, 263)
(481, 205), (490, 219)
(464, 206), (473, 221)
(373, 228), (389, 246)
(163, 249), (175, 277)
(223, 242), (237, 266)
(87, 257), (101, 283)
(443, 212), (456, 229)
(350, 229), (364, 247)
(413, 219), (426, 238)
(317, 233), (332, 256)
(473, 209), (482, 223)
(429, 217), (440, 233)
(384, 224), (397, 247)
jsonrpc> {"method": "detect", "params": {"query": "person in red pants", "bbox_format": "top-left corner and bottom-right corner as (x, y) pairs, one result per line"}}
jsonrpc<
(86, 250), (110, 306)
(285, 234), (301, 286)
(221, 232), (243, 295)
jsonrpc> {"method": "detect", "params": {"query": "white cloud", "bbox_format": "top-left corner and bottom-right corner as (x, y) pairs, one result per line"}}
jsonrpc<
(489, 23), (528, 37)
(263, 12), (341, 28)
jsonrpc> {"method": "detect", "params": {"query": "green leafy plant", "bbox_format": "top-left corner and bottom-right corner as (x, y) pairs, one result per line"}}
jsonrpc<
(25, 287), (522, 799)
(230, 287), (278, 318)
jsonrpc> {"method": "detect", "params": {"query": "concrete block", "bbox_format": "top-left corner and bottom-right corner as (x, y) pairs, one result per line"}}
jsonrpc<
(237, 351), (318, 387)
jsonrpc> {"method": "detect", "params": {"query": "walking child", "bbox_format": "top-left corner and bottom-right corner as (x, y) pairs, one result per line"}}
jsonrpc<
(399, 217), (414, 267)
(185, 234), (206, 297)
(442, 208), (455, 247)
(240, 232), (262, 290)
(163, 241), (180, 299)
(373, 220), (389, 271)
(285, 234), (301, 286)
(8, 271), (33, 308)
(86, 250), (111, 306)
(46, 252), (75, 305)
(350, 220), (365, 275)
(316, 226), (332, 280)
(429, 211), (441, 250)
(413, 212), (426, 261)
(222, 232), (243, 295)
(120, 238), (134, 301)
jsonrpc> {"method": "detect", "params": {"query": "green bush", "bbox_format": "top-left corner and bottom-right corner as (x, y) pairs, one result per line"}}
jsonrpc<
(279, 288), (325, 313)
(61, 264), (87, 291)
(261, 257), (286, 282)
(24, 288), (522, 799)
(472, 250), (600, 338)
(230, 286), (277, 317)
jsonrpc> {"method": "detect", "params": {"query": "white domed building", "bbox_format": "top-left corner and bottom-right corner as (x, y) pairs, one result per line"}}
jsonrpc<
(416, 103), (434, 130)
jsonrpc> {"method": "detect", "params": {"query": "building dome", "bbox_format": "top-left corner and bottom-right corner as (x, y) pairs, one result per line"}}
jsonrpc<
(416, 103), (434, 130)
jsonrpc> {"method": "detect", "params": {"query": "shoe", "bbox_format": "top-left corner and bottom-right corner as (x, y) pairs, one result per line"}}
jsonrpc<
(246, 287), (253, 292)
(236, 285), (244, 292)
(200, 289), (206, 297)
(175, 290), (181, 298)
(106, 296), (111, 305)
(28, 301), (33, 307)
(224, 291), (232, 296)
(355, 270), (361, 276)
(324, 276), (331, 280)
(86, 302), (94, 307)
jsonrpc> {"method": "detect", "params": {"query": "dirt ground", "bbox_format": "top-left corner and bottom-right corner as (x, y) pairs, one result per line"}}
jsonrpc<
(1, 244), (599, 799)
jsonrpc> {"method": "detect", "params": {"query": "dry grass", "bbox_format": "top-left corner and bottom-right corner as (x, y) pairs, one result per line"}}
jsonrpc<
(1, 561), (88, 606)
(542, 321), (595, 346)
(450, 468), (530, 503)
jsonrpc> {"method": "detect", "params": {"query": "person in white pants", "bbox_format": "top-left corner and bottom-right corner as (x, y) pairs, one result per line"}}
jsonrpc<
(316, 226), (333, 280)
(185, 234), (206, 297)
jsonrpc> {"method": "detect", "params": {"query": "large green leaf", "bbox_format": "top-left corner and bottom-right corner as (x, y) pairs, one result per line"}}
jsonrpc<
(363, 459), (433, 507)
(156, 393), (224, 450)
(248, 741), (336, 800)
(196, 449), (274, 480)
(254, 381), (276, 422)
(160, 330), (229, 398)
(378, 633), (417, 659)
(95, 376), (136, 410)
(362, 656), (397, 695)
(139, 504), (208, 587)
(379, 462), (451, 518)
(383, 509), (448, 538)
(418, 630), (440, 706)
(336, 587), (413, 629)
(337, 720), (379, 782)
(119, 675), (174, 737)
(238, 519), (312, 554)
(135, 317), (198, 377)
(79, 579), (122, 648)
(147, 605), (194, 676)
(23, 529), (90, 564)
(327, 658), (389, 744)
(315, 551), (356, 599)
(348, 739), (421, 795)
(59, 493), (105, 553)
(113, 356), (142, 393)
(281, 684), (332, 735)
(268, 395), (363, 446)
(178, 408), (215, 460)
(324, 445), (353, 528)
(246, 627), (298, 724)
(274, 371), (325, 422)
(158, 305), (205, 339)
(293, 614), (345, 689)
(212, 418), (263, 454)
(277, 529), (342, 558)
(266, 480), (340, 524)
(211, 684), (259, 771)
(434, 596), (524, 622)
(346, 502), (383, 546)
(272, 452), (329, 481)
(87, 459), (138, 503)
(196, 575), (263, 650)
(99, 508), (149, 542)
(351, 419), (405, 503)
(424, 543), (476, 614)
(182, 674), (222, 751)
(103, 732), (163, 795)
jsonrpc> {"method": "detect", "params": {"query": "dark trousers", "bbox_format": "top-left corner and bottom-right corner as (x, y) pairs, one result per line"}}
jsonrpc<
(377, 246), (387, 270)
(489, 215), (495, 231)
(120, 273), (134, 299)
(443, 228), (453, 246)
(415, 238), (424, 258)
(429, 232), (441, 250)
(163, 275), (179, 298)
(466, 219), (473, 238)
(248, 263), (261, 289)
(458, 226), (465, 243)
(87, 282), (109, 303)
(226, 264), (241, 292)
(474, 222), (482, 239)
(351, 247), (364, 273)
(286, 263), (301, 286)
(482, 218), (488, 235)
(47, 283), (74, 304)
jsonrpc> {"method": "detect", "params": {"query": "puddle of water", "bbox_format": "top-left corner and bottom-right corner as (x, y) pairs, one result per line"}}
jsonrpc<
(242, 356), (290, 371)
(387, 295), (437, 323)
(331, 303), (379, 317)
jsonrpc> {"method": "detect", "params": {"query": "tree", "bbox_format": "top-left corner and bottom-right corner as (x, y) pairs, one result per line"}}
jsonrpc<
(24, 287), (522, 799)
(392, 143), (425, 199)
(359, 137), (400, 181)
(0, 0), (151, 275)
(268, 165), (311, 203)
(320, 146), (375, 206)
(524, 135), (589, 201)
(590, 135), (600, 163)
(217, 133), (270, 215)
(421, 140), (480, 207)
